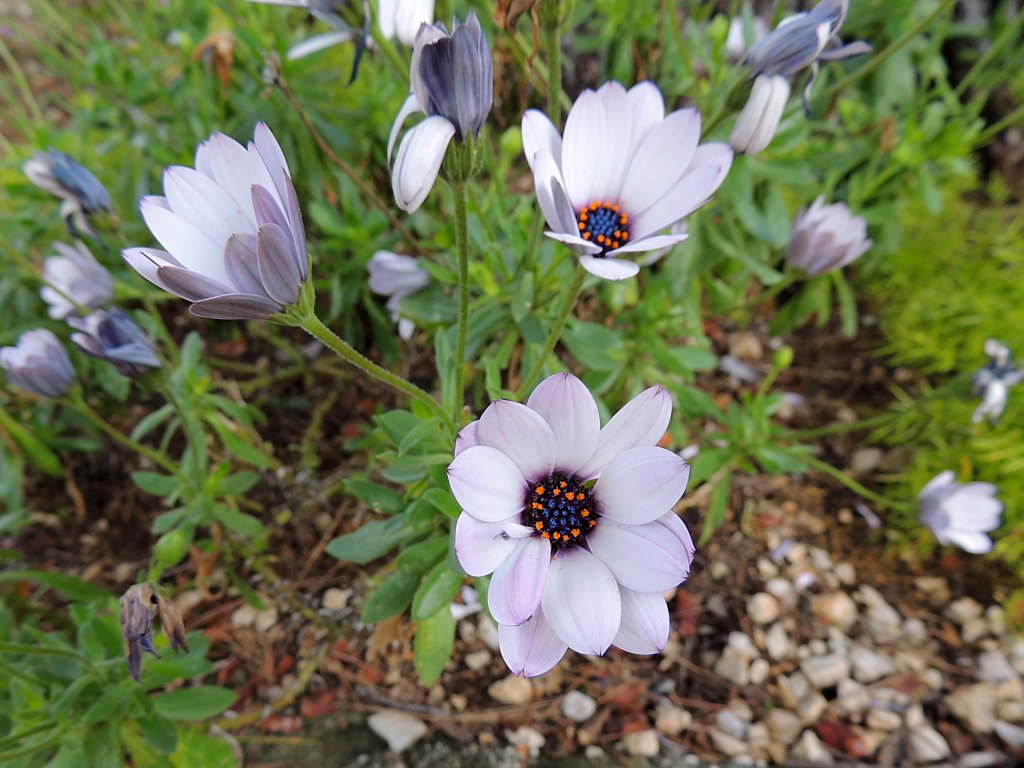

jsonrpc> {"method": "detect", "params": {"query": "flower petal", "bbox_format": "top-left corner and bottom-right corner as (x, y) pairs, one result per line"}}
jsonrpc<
(387, 93), (423, 168)
(478, 400), (557, 481)
(594, 446), (690, 525)
(541, 548), (620, 655)
(561, 84), (631, 207)
(613, 588), (669, 654)
(224, 233), (269, 297)
(626, 81), (666, 144)
(454, 420), (480, 456)
(499, 608), (568, 677)
(546, 231), (603, 255)
(392, 116), (455, 213)
(620, 108), (700, 214)
(526, 372), (601, 473)
(447, 445), (528, 522)
(629, 148), (732, 240)
(156, 265), (232, 302)
(188, 293), (283, 320)
(655, 511), (697, 574)
(454, 513), (530, 577)
(140, 198), (231, 285)
(488, 536), (551, 625)
(579, 385), (672, 479)
(578, 255), (640, 281)
(257, 223), (302, 305)
(163, 166), (253, 243)
(587, 520), (691, 592)
(941, 529), (994, 554)
(607, 232), (689, 255)
(522, 109), (562, 174)
(532, 152), (578, 235)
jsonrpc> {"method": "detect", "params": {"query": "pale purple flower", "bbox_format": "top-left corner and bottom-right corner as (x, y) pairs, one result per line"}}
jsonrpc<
(919, 471), (1002, 554)
(522, 81), (732, 281)
(448, 373), (695, 677)
(971, 340), (1023, 425)
(729, 74), (790, 155)
(388, 13), (493, 212)
(248, 0), (366, 63)
(123, 123), (308, 320)
(379, 0), (434, 46)
(367, 251), (430, 339)
(786, 196), (871, 276)
(0, 329), (75, 397)
(40, 241), (115, 320)
(23, 149), (113, 238)
(69, 309), (162, 376)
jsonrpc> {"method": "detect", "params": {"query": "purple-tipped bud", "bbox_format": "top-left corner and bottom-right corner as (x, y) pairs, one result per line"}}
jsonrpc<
(69, 308), (161, 376)
(40, 241), (115, 320)
(24, 149), (113, 238)
(787, 196), (872, 276)
(0, 329), (75, 398)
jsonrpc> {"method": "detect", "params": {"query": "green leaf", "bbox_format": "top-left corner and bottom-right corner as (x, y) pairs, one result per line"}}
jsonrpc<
(215, 471), (259, 496)
(208, 420), (276, 470)
(137, 714), (178, 755)
(0, 570), (108, 602)
(82, 682), (134, 726)
(361, 570), (420, 623)
(413, 606), (455, 685)
(130, 404), (174, 442)
(152, 687), (237, 721)
(343, 478), (405, 514)
(0, 409), (63, 477)
(213, 506), (265, 537)
(411, 561), (463, 621)
(326, 517), (412, 564)
(170, 731), (238, 768)
(131, 471), (179, 498)
(753, 446), (811, 474)
(419, 487), (460, 520)
(700, 472), (732, 544)
(396, 537), (448, 575)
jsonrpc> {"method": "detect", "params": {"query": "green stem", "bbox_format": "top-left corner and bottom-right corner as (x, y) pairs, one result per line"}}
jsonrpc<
(796, 452), (912, 512)
(974, 102), (1024, 148)
(544, 23), (562, 124)
(292, 308), (453, 429)
(0, 34), (46, 128)
(814, 0), (957, 107)
(372, 30), (410, 83)
(66, 392), (179, 474)
(518, 266), (586, 395)
(452, 180), (470, 423)
(789, 412), (893, 439)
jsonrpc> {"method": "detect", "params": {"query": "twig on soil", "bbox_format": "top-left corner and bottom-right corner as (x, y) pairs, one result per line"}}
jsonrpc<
(353, 684), (562, 724)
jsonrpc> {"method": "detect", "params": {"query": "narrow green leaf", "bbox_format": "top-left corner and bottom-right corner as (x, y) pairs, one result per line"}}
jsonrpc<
(152, 687), (237, 721)
(413, 606), (455, 685)
(411, 561), (463, 621)
(361, 571), (420, 623)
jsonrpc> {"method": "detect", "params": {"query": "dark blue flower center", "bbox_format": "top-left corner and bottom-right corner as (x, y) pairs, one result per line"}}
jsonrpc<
(521, 472), (599, 551)
(577, 201), (630, 254)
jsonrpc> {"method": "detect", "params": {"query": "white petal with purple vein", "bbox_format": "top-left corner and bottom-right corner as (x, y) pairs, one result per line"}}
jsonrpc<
(526, 373), (601, 473)
(488, 536), (551, 626)
(499, 608), (568, 677)
(594, 446), (690, 525)
(613, 588), (669, 654)
(541, 548), (620, 655)
(448, 445), (528, 522)
(579, 385), (672, 479)
(454, 513), (529, 577)
(587, 520), (691, 592)
(478, 400), (557, 481)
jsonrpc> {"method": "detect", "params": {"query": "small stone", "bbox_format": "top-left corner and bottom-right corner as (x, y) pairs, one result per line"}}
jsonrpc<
(465, 650), (492, 671)
(231, 603), (257, 627)
(801, 654), (851, 690)
(622, 729), (660, 758)
(367, 710), (429, 753)
(778, 672), (811, 709)
(994, 719), (1024, 747)
(915, 576), (951, 606)
(997, 701), (1024, 721)
(717, 709), (750, 741)
(958, 752), (1000, 768)
(584, 746), (605, 760)
(834, 562), (856, 586)
(254, 606), (278, 633)
(488, 676), (533, 705)
(749, 658), (770, 685)
(506, 726), (545, 758)
(767, 709), (802, 745)
(978, 650), (1018, 683)
(850, 447), (884, 473)
(865, 604), (902, 644)
(809, 546), (833, 571)
(903, 618), (929, 645)
(850, 645), (896, 683)
(748, 592), (780, 624)
(477, 616), (499, 650)
(710, 729), (748, 757)
(905, 705), (926, 730)
(562, 690), (597, 722)
(791, 730), (834, 765)
(987, 606), (1007, 636)
(866, 709), (902, 731)
(715, 647), (751, 686)
(730, 331), (763, 360)
(834, 679), (870, 716)
(996, 679), (1024, 702)
(655, 705), (692, 736)
(812, 592), (858, 631)
(765, 623), (792, 661)
(798, 693), (829, 725)
(785, 543), (808, 565)
(709, 560), (731, 580)
(766, 578), (797, 610)
(909, 726), (951, 762)
(757, 558), (779, 579)
(321, 588), (351, 612)
(963, 617), (990, 643)
(921, 668), (944, 691)
(947, 683), (998, 733)
(948, 597), (983, 625)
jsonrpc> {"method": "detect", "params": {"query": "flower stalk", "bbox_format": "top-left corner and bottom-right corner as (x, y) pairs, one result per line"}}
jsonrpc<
(452, 177), (470, 423)
(518, 266), (586, 396)
(540, 0), (563, 124)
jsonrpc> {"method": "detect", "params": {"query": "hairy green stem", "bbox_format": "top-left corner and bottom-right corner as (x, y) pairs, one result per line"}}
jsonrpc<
(292, 307), (452, 428)
(518, 266), (586, 395)
(452, 180), (470, 422)
(66, 392), (179, 474)
(544, 24), (562, 124)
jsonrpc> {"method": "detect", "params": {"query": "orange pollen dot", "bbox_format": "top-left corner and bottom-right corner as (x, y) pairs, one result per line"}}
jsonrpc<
(579, 212), (588, 221)
(565, 492), (575, 500)
(535, 486), (545, 494)
(542, 532), (551, 539)
(571, 528), (581, 537)
(583, 232), (591, 240)
(581, 509), (590, 517)
(552, 488), (561, 496)
(560, 481), (567, 488)
(621, 214), (628, 223)
(578, 222), (586, 230)
(578, 492), (585, 500)
(589, 520), (597, 527)
(535, 521), (544, 530)
(552, 532), (561, 540)
(532, 502), (543, 510)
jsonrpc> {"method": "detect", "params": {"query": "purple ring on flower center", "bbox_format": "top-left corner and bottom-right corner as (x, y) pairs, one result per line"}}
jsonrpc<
(521, 472), (599, 550)
(576, 201), (630, 254)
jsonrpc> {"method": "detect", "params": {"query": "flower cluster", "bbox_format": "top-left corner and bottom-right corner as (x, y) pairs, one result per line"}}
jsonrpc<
(448, 373), (694, 676)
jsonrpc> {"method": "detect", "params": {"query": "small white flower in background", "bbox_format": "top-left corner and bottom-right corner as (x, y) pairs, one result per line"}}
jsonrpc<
(0, 329), (76, 397)
(730, 74), (791, 155)
(378, 0), (434, 46)
(367, 251), (430, 339)
(725, 14), (768, 60)
(523, 81), (732, 282)
(388, 13), (493, 213)
(448, 373), (695, 677)
(786, 196), (871, 276)
(919, 471), (1003, 554)
(24, 149), (113, 238)
(40, 241), (114, 320)
(249, 0), (369, 63)
(971, 339), (1023, 425)
(730, 0), (870, 154)
(69, 309), (162, 377)
(123, 123), (309, 320)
